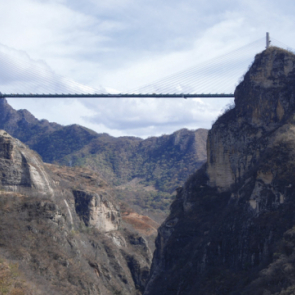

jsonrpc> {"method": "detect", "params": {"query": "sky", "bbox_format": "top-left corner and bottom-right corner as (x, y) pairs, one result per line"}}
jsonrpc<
(1, 0), (295, 138)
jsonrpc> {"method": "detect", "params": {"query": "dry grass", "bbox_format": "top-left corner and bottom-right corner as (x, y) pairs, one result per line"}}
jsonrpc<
(267, 46), (295, 56)
(122, 212), (158, 236)
(0, 258), (31, 295)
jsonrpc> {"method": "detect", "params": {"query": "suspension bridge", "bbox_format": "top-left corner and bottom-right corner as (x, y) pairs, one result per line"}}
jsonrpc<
(0, 93), (234, 98)
(0, 34), (291, 99)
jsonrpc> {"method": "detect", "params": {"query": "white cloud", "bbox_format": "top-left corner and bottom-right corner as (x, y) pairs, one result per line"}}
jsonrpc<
(0, 44), (104, 94)
(2, 0), (295, 138)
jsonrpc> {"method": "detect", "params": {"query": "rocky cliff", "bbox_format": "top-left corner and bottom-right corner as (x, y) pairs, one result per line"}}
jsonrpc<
(144, 47), (295, 295)
(0, 131), (152, 295)
(0, 129), (54, 194)
(0, 99), (208, 217)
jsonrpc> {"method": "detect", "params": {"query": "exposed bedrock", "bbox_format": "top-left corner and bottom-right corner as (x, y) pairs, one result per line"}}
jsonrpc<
(73, 189), (121, 232)
(0, 129), (54, 194)
(144, 47), (295, 295)
(207, 47), (295, 192)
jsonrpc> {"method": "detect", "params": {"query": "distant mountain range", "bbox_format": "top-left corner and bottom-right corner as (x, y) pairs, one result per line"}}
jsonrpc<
(0, 98), (208, 218)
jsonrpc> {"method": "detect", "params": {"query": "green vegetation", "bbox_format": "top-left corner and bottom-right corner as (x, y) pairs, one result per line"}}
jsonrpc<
(32, 125), (98, 163)
(114, 188), (174, 213)
(0, 100), (208, 218)
(58, 129), (207, 192)
(0, 259), (28, 295)
(48, 129), (207, 217)
(51, 129), (207, 217)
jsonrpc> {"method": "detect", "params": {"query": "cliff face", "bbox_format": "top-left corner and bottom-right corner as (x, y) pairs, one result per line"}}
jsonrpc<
(73, 189), (120, 231)
(0, 129), (54, 194)
(0, 131), (152, 295)
(207, 47), (295, 192)
(145, 47), (295, 295)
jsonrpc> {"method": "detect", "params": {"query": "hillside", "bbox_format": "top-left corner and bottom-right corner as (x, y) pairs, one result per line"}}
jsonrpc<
(0, 99), (208, 218)
(0, 98), (99, 159)
(58, 128), (207, 219)
(0, 130), (153, 294)
(59, 128), (207, 191)
(145, 47), (295, 294)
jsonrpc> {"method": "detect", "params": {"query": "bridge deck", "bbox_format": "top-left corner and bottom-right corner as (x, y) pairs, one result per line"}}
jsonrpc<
(0, 93), (235, 98)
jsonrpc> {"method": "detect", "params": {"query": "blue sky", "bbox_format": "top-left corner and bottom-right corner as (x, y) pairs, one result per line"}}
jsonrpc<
(0, 0), (295, 137)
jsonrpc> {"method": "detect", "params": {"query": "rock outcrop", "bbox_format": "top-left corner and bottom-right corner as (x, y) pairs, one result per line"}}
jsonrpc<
(207, 47), (295, 192)
(144, 47), (295, 295)
(0, 129), (54, 194)
(0, 131), (152, 294)
(73, 189), (120, 232)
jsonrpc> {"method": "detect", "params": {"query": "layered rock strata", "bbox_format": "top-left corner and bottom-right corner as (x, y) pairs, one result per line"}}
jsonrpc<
(0, 131), (152, 295)
(144, 47), (295, 295)
(0, 129), (54, 194)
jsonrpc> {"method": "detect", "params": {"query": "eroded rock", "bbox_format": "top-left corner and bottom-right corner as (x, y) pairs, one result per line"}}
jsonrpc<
(73, 189), (120, 232)
(145, 47), (295, 295)
(0, 130), (54, 195)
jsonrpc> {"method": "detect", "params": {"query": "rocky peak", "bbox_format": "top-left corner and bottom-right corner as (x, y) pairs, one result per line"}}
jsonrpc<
(207, 47), (295, 192)
(0, 98), (62, 146)
(235, 47), (295, 129)
(144, 47), (295, 295)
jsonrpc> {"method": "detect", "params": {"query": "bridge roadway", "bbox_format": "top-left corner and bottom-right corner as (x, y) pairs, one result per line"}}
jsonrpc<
(0, 93), (234, 98)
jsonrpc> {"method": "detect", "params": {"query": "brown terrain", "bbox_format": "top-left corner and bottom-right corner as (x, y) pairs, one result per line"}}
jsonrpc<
(46, 163), (160, 250)
(0, 130), (154, 294)
(0, 98), (208, 221)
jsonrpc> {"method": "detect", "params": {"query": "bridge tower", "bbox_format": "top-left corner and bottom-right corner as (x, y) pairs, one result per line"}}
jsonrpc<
(266, 32), (271, 49)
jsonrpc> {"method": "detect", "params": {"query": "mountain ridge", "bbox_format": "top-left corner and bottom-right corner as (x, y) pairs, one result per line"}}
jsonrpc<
(0, 98), (208, 217)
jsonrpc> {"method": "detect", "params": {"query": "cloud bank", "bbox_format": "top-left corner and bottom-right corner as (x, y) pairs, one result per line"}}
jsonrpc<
(1, 0), (295, 138)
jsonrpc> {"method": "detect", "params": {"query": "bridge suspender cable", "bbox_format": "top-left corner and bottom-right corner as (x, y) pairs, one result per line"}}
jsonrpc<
(1, 33), (287, 99)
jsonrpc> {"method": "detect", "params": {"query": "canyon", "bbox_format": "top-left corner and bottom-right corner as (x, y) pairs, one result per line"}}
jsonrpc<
(2, 46), (295, 295)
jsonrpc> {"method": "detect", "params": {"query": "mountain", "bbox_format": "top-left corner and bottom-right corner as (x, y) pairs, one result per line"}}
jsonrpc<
(0, 130), (152, 294)
(58, 128), (207, 191)
(0, 98), (99, 159)
(144, 47), (295, 294)
(0, 98), (62, 144)
(58, 128), (208, 220)
(0, 97), (208, 294)
(0, 99), (208, 218)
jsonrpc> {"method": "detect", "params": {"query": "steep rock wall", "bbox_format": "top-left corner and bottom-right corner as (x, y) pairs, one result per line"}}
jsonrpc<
(207, 47), (295, 192)
(145, 47), (295, 295)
